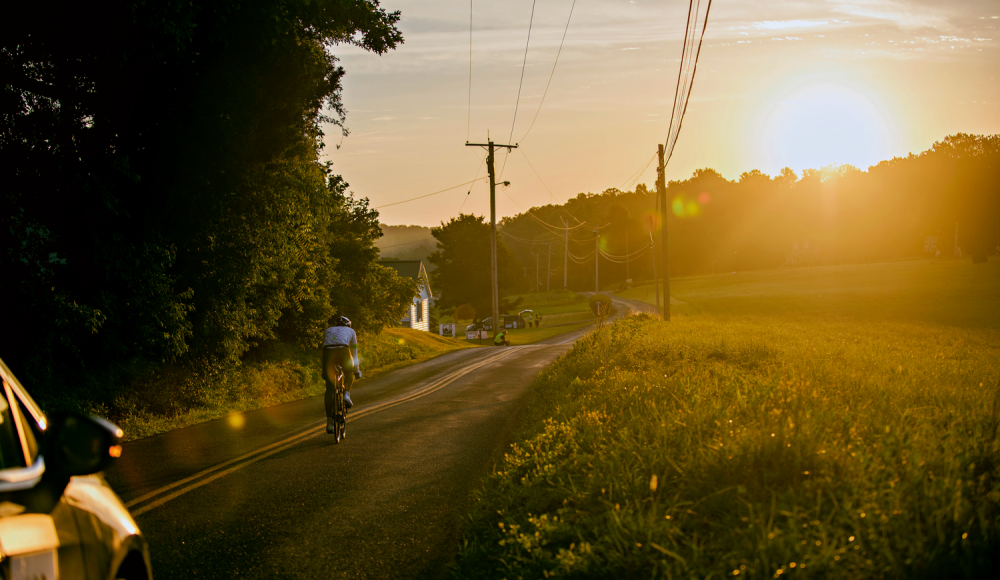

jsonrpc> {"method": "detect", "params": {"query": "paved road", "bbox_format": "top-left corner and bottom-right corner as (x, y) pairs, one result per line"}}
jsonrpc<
(104, 295), (653, 579)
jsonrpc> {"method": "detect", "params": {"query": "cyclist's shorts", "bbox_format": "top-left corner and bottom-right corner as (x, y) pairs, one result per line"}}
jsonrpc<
(322, 346), (355, 385)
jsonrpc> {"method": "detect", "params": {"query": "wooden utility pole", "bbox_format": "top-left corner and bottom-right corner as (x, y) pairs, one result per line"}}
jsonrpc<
(546, 242), (551, 292)
(625, 224), (630, 281)
(466, 139), (517, 337)
(561, 217), (569, 288)
(594, 228), (600, 293)
(657, 144), (670, 321)
(649, 217), (660, 312)
(535, 251), (540, 293)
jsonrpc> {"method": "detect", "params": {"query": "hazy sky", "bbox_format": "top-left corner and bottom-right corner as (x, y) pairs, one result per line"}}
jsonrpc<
(323, 0), (998, 227)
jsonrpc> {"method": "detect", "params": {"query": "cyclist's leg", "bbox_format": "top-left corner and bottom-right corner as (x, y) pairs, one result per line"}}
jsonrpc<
(323, 347), (341, 417)
(325, 380), (337, 416)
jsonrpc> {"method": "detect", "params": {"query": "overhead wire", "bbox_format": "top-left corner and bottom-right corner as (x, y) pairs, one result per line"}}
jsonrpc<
(662, 0), (713, 168)
(500, 229), (561, 245)
(458, 148), (489, 214)
(620, 152), (657, 192)
(499, 186), (589, 235)
(518, 0), (577, 143)
(466, 0), (473, 141)
(600, 244), (652, 260)
(373, 176), (488, 209)
(518, 146), (587, 225)
(663, 0), (696, 161)
(499, 0), (538, 179)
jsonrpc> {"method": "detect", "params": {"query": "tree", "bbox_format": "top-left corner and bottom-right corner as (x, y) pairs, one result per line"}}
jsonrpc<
(427, 214), (521, 321)
(0, 0), (404, 403)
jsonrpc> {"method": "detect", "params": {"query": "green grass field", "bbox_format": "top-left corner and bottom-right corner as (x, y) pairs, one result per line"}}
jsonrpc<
(460, 288), (596, 346)
(455, 259), (1000, 578)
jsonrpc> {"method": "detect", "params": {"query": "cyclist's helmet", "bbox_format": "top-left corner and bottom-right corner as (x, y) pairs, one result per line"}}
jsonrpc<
(335, 315), (352, 328)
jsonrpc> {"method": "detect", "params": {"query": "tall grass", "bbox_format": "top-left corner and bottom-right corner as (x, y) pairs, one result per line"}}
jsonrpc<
(455, 312), (1000, 578)
(88, 328), (470, 440)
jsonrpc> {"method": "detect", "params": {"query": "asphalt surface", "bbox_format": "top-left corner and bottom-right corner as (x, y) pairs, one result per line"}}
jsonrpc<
(105, 295), (656, 579)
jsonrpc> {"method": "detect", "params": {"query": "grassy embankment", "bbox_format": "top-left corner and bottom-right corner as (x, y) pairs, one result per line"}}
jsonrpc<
(455, 259), (1000, 578)
(114, 328), (471, 441)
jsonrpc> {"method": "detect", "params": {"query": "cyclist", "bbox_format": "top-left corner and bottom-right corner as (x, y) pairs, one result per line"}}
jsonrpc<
(322, 315), (362, 434)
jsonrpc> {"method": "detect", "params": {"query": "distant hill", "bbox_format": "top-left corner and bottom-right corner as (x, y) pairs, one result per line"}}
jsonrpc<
(377, 224), (438, 270)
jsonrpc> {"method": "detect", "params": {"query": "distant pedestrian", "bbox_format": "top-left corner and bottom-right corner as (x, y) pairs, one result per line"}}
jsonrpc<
(535, 312), (542, 328)
(494, 329), (510, 347)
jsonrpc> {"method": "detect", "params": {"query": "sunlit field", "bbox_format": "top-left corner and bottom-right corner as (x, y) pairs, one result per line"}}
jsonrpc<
(455, 259), (1000, 578)
(620, 259), (999, 329)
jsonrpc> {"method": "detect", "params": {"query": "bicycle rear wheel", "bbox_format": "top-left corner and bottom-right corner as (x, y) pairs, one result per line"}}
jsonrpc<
(332, 371), (345, 443)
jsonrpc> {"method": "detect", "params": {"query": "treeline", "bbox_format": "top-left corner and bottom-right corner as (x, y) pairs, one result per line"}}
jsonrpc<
(1, 1), (415, 409)
(500, 133), (999, 291)
(377, 224), (437, 269)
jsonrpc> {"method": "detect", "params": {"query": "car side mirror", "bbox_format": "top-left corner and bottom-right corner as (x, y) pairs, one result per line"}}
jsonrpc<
(44, 412), (123, 477)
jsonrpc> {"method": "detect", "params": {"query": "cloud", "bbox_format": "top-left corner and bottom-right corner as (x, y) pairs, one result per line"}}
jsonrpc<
(372, 116), (395, 121)
(750, 20), (829, 30)
(827, 0), (948, 30)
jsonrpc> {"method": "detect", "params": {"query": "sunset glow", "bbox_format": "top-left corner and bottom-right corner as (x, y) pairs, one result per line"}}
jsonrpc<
(760, 81), (898, 171)
(324, 1), (998, 226)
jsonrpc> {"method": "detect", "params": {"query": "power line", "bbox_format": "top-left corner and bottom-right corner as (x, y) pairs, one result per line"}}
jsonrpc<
(507, 0), (538, 147)
(499, 0), (538, 180)
(374, 177), (488, 209)
(662, 0), (713, 168)
(499, 186), (589, 236)
(518, 145), (587, 225)
(519, 0), (577, 143)
(458, 148), (489, 215)
(600, 244), (651, 260)
(600, 246), (650, 263)
(500, 229), (561, 245)
(621, 151), (657, 192)
(467, 0), (473, 141)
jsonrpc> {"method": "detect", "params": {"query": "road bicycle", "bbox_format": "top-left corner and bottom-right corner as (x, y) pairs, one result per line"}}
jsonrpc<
(329, 364), (348, 443)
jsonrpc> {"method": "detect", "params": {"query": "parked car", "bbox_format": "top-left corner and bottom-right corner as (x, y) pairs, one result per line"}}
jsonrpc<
(0, 357), (152, 580)
(466, 315), (526, 332)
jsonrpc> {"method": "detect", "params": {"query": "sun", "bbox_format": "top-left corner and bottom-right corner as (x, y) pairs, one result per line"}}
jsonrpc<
(761, 82), (897, 172)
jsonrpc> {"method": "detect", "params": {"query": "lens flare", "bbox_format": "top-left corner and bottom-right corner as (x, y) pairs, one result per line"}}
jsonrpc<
(698, 192), (711, 204)
(672, 195), (703, 218)
(672, 197), (685, 217)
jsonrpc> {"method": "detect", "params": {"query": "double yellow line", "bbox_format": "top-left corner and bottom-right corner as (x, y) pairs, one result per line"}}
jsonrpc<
(126, 346), (526, 517)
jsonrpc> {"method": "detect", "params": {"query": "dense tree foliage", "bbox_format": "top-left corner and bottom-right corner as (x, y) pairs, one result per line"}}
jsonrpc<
(500, 134), (999, 290)
(427, 214), (520, 321)
(1, 0), (411, 405)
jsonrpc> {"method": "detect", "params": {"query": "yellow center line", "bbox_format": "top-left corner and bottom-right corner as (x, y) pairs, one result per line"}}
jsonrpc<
(126, 347), (527, 516)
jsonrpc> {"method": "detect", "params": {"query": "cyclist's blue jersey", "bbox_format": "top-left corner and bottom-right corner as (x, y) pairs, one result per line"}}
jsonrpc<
(323, 326), (357, 348)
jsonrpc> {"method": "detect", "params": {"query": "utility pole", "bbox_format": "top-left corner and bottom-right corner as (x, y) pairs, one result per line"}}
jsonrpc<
(562, 217), (569, 288)
(535, 251), (540, 293)
(657, 143), (670, 321)
(625, 223), (630, 281)
(546, 242), (551, 292)
(649, 217), (659, 312)
(594, 228), (600, 293)
(466, 138), (517, 338)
